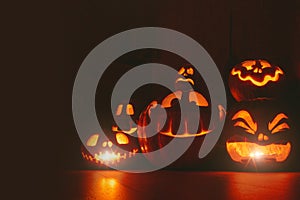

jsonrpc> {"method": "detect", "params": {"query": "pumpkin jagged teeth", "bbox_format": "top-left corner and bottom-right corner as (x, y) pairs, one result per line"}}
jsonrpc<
(226, 142), (291, 163)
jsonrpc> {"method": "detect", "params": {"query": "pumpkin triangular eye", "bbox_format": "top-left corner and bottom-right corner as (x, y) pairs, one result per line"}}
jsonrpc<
(187, 68), (194, 75)
(241, 60), (255, 70)
(116, 133), (129, 144)
(86, 134), (99, 147)
(268, 113), (290, 134)
(126, 104), (134, 115)
(116, 104), (123, 116)
(178, 67), (185, 75)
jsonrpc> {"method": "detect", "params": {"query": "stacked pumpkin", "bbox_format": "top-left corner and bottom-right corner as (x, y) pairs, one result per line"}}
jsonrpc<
(224, 59), (295, 170)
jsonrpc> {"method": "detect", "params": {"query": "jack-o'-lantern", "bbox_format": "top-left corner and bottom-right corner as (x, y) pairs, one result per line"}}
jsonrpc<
(228, 60), (285, 102)
(223, 100), (295, 170)
(138, 65), (226, 169)
(81, 103), (139, 167)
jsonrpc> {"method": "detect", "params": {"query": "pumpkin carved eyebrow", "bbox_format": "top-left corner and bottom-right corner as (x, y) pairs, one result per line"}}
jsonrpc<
(268, 113), (290, 134)
(232, 110), (257, 134)
(260, 60), (271, 68)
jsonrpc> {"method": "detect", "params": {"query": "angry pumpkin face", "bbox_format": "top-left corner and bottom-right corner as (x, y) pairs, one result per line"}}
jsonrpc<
(225, 100), (293, 165)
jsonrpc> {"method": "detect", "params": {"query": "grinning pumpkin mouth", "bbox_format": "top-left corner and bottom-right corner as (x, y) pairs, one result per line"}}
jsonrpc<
(176, 78), (194, 85)
(82, 148), (138, 165)
(231, 67), (283, 87)
(226, 141), (291, 163)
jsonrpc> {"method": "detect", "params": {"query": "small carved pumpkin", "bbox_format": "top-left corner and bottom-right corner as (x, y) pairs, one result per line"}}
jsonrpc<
(81, 103), (139, 167)
(138, 65), (225, 168)
(228, 59), (285, 101)
(223, 100), (294, 170)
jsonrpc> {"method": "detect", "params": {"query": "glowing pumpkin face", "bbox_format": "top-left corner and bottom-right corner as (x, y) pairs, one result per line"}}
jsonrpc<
(81, 103), (139, 167)
(229, 60), (285, 101)
(225, 100), (293, 166)
(81, 134), (138, 165)
(138, 65), (226, 168)
(176, 65), (195, 85)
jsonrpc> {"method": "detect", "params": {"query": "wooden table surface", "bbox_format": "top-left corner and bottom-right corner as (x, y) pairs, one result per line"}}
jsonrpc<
(61, 170), (300, 200)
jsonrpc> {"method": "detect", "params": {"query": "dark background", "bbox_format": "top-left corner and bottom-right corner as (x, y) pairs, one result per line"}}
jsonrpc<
(5, 0), (299, 199)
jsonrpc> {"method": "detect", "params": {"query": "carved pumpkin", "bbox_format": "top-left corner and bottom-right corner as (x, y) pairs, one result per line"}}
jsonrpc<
(81, 103), (139, 167)
(223, 100), (294, 170)
(138, 65), (226, 168)
(228, 60), (285, 102)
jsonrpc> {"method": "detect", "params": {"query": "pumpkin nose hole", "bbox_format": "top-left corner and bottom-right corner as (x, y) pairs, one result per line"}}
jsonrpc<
(183, 73), (187, 76)
(264, 135), (269, 141)
(258, 133), (269, 141)
(254, 68), (259, 73)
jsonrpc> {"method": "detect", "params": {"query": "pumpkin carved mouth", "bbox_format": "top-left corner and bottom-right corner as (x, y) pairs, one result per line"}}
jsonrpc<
(226, 141), (291, 163)
(160, 129), (211, 138)
(230, 62), (284, 87)
(112, 125), (137, 135)
(82, 148), (138, 165)
(175, 77), (195, 85)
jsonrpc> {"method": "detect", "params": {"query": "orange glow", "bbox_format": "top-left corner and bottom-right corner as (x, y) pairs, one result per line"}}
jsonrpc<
(226, 142), (291, 162)
(189, 91), (209, 106)
(178, 67), (185, 75)
(112, 125), (118, 132)
(126, 104), (134, 115)
(232, 110), (257, 134)
(268, 113), (290, 133)
(186, 67), (194, 75)
(86, 134), (99, 147)
(96, 151), (120, 162)
(231, 67), (284, 87)
(101, 178), (117, 188)
(116, 133), (129, 144)
(82, 147), (138, 165)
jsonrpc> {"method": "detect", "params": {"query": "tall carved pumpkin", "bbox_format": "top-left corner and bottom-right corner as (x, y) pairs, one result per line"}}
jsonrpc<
(81, 103), (139, 168)
(222, 100), (295, 170)
(228, 60), (285, 102)
(138, 65), (226, 169)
